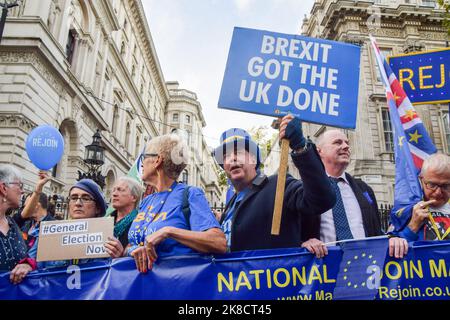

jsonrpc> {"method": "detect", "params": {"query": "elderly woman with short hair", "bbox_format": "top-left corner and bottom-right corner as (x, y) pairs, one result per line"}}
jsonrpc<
(104, 176), (143, 258)
(128, 134), (227, 273)
(0, 165), (36, 284)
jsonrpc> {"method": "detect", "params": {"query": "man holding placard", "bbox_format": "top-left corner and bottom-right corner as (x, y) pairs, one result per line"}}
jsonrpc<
(214, 115), (335, 252)
(215, 27), (375, 251)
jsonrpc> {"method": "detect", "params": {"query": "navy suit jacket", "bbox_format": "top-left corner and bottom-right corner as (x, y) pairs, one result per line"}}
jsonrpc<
(222, 143), (336, 252)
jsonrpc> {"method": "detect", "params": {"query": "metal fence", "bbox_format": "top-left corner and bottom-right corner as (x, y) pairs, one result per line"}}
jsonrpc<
(379, 203), (393, 233)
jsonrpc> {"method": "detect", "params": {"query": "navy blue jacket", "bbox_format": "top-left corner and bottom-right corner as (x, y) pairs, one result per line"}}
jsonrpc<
(224, 143), (336, 252)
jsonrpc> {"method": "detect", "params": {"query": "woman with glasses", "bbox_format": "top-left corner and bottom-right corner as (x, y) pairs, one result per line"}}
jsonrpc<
(391, 153), (450, 241)
(0, 165), (36, 284)
(32, 178), (109, 269)
(127, 134), (226, 273)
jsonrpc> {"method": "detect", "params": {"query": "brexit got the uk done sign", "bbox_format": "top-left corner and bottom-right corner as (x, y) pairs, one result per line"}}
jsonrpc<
(219, 27), (361, 129)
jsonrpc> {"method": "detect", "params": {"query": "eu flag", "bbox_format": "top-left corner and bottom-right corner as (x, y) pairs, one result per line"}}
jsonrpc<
(333, 237), (389, 300)
(370, 36), (437, 232)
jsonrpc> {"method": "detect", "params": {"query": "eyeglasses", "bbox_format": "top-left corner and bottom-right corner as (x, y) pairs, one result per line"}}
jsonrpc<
(6, 182), (23, 189)
(139, 153), (158, 164)
(421, 179), (450, 193)
(68, 195), (95, 204)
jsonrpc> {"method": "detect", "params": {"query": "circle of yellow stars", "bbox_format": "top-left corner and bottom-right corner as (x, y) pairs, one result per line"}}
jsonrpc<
(342, 253), (378, 289)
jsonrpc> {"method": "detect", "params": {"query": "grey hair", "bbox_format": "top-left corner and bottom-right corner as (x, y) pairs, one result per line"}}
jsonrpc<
(146, 134), (190, 180)
(420, 153), (450, 177)
(0, 165), (22, 184)
(114, 176), (143, 206)
(315, 129), (345, 148)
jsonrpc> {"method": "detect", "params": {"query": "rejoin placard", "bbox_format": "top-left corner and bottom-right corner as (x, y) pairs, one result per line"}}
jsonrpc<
(388, 48), (450, 105)
(219, 27), (361, 129)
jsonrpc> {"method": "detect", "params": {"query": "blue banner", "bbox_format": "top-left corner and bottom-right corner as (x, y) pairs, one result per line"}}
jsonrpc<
(1, 238), (449, 300)
(388, 48), (450, 105)
(218, 27), (361, 129)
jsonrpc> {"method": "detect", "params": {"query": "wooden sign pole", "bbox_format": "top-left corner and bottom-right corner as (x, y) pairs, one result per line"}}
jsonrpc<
(271, 138), (290, 235)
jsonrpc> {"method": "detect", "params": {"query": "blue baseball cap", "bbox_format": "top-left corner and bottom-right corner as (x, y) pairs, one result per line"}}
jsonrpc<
(70, 179), (107, 217)
(213, 128), (261, 169)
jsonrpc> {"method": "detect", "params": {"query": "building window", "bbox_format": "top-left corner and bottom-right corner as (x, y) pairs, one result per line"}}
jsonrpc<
(421, 0), (436, 7)
(185, 114), (191, 124)
(172, 113), (179, 122)
(125, 122), (131, 149)
(443, 111), (450, 153)
(66, 29), (77, 64)
(375, 48), (392, 83)
(187, 131), (191, 146)
(182, 170), (188, 184)
(135, 135), (141, 157)
(382, 109), (394, 152)
(112, 105), (119, 135)
(52, 164), (58, 178)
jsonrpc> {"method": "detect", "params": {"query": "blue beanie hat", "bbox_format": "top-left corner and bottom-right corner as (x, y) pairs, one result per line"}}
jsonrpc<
(213, 128), (261, 169)
(70, 179), (107, 217)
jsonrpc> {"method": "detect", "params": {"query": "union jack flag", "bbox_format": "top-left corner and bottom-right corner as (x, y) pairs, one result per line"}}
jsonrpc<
(369, 36), (437, 231)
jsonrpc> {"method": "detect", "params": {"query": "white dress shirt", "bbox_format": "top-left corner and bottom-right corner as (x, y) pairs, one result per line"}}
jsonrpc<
(320, 172), (366, 243)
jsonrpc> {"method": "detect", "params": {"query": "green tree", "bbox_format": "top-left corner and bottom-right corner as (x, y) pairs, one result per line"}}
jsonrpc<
(438, 0), (450, 35)
(248, 125), (278, 166)
(217, 169), (228, 188)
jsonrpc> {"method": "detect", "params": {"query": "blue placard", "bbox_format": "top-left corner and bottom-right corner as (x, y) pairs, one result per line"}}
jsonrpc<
(388, 48), (450, 105)
(218, 27), (361, 129)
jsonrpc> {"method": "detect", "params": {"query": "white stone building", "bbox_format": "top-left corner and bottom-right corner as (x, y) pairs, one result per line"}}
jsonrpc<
(0, 0), (222, 208)
(165, 81), (223, 208)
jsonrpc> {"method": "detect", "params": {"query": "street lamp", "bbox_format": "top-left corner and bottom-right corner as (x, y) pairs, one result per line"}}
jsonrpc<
(77, 129), (106, 189)
(0, 0), (19, 44)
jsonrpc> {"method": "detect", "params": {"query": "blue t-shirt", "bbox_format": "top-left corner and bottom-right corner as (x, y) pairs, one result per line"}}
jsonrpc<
(221, 188), (250, 249)
(128, 182), (220, 257)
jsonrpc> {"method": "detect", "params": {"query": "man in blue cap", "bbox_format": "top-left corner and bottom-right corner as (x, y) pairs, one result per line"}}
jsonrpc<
(214, 114), (336, 252)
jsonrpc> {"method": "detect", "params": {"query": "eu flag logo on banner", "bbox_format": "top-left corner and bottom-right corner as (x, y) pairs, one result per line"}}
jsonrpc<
(333, 237), (389, 300)
(369, 36), (437, 232)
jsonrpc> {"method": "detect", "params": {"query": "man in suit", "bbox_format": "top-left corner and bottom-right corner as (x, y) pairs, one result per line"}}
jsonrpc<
(301, 129), (408, 259)
(214, 115), (336, 252)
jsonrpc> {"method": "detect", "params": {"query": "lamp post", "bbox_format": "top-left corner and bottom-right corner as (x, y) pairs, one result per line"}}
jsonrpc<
(77, 129), (106, 189)
(0, 0), (19, 44)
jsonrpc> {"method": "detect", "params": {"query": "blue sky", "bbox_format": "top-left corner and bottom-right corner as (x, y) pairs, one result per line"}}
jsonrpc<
(142, 0), (315, 147)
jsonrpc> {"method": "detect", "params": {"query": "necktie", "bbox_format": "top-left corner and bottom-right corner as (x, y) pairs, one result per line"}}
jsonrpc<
(330, 177), (353, 241)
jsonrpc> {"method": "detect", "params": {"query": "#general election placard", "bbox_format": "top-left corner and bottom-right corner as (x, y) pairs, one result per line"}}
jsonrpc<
(37, 217), (113, 262)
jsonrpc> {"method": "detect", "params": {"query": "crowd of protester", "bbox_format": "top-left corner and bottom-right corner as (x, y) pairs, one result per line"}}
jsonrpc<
(1, 115), (449, 285)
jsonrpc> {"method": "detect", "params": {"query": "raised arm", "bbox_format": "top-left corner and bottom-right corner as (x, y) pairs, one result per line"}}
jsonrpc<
(20, 171), (50, 219)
